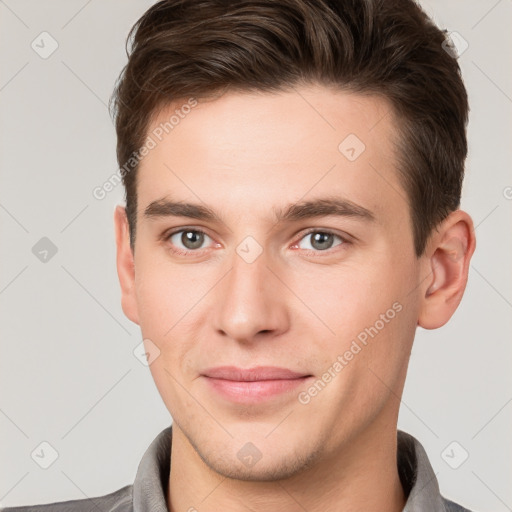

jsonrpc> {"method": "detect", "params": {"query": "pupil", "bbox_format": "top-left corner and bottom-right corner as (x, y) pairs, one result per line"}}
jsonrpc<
(312, 232), (333, 250)
(182, 231), (203, 249)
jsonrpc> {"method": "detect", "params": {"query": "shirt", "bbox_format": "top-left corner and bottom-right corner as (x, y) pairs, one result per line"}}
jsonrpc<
(1, 426), (475, 512)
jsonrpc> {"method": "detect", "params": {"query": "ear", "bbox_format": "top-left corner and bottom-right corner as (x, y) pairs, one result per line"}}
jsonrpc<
(113, 205), (140, 325)
(418, 210), (476, 329)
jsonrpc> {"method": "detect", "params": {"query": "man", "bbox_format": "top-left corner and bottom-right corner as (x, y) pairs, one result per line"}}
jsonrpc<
(2, 0), (477, 511)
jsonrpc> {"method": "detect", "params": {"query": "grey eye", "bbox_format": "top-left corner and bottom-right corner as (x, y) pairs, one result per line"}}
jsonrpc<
(170, 230), (211, 250)
(298, 232), (343, 251)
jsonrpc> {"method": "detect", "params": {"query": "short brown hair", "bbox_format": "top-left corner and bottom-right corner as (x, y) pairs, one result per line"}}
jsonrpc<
(110, 0), (468, 257)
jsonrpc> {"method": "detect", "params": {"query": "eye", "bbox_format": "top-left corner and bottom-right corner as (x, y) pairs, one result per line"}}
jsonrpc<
(166, 229), (214, 253)
(295, 230), (346, 252)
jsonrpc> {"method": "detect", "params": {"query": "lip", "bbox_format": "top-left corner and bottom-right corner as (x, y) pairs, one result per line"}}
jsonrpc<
(201, 366), (313, 403)
(202, 366), (310, 381)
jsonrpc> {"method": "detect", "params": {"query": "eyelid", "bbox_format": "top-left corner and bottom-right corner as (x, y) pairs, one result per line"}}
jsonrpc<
(296, 227), (352, 242)
(162, 225), (211, 239)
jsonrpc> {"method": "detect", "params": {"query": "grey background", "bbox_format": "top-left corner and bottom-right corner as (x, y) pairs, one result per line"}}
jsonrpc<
(0, 0), (510, 510)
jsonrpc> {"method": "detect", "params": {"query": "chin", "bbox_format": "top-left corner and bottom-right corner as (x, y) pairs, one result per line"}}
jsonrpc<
(199, 443), (320, 482)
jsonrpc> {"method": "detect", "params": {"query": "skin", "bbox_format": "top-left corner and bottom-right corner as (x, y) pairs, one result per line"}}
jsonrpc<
(114, 84), (476, 512)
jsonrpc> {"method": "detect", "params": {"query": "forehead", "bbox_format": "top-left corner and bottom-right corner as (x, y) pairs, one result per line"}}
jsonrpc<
(137, 85), (406, 225)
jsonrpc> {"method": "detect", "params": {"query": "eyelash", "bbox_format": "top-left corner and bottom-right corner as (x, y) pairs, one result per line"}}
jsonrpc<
(162, 227), (350, 257)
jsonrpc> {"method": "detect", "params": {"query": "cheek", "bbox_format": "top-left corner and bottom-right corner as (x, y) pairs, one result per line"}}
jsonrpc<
(290, 255), (417, 377)
(146, 355), (199, 423)
(133, 254), (200, 337)
(288, 260), (398, 339)
(133, 257), (207, 376)
(135, 267), (200, 418)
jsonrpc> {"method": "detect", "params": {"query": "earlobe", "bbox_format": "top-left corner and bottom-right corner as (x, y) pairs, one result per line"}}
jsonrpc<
(418, 210), (476, 329)
(113, 205), (140, 325)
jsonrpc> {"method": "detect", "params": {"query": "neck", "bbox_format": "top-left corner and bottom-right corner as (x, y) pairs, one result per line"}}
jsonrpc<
(167, 418), (406, 512)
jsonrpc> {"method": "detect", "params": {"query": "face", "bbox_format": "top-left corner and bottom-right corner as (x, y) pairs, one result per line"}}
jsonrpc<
(118, 84), (425, 480)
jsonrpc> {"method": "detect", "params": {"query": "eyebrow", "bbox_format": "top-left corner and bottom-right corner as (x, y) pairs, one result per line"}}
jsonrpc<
(143, 196), (375, 224)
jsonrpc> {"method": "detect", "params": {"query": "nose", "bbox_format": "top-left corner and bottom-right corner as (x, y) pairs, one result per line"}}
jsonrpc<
(212, 246), (290, 343)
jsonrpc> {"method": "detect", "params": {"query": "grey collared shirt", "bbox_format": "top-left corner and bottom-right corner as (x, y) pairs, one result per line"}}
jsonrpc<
(1, 426), (474, 512)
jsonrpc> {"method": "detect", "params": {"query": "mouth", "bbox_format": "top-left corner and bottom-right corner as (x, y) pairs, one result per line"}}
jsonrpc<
(200, 366), (313, 403)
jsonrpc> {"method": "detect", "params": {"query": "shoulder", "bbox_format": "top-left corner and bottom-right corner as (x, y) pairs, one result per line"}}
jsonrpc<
(0, 484), (132, 512)
(442, 496), (477, 512)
